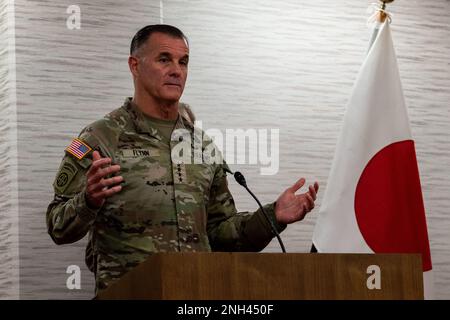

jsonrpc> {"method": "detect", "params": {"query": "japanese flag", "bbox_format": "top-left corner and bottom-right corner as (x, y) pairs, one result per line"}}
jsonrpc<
(312, 22), (433, 298)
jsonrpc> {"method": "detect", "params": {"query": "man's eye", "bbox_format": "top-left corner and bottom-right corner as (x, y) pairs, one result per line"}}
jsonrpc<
(180, 60), (188, 66)
(159, 57), (169, 63)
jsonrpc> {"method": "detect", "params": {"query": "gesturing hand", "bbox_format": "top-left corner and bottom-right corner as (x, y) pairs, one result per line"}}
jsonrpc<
(85, 151), (123, 209)
(275, 178), (319, 225)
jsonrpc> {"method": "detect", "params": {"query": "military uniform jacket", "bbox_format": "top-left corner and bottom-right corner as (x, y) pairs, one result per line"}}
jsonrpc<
(46, 98), (286, 291)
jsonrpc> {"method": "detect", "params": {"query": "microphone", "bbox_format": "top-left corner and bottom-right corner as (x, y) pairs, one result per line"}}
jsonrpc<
(223, 167), (286, 253)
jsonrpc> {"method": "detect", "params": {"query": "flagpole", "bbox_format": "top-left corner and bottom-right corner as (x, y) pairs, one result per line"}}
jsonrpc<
(367, 0), (394, 52)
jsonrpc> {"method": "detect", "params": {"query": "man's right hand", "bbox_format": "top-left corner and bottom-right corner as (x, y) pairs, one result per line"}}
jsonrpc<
(85, 150), (123, 209)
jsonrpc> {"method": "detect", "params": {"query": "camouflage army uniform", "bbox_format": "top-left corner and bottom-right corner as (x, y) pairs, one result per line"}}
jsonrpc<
(46, 97), (286, 292)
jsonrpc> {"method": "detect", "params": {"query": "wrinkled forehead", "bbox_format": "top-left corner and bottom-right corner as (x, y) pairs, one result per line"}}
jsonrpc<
(145, 32), (189, 56)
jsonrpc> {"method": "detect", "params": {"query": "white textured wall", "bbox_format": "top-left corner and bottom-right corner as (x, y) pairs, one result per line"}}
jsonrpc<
(0, 0), (18, 299)
(1, 0), (449, 299)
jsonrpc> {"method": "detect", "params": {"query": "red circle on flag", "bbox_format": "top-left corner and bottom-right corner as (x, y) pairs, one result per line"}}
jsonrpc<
(355, 140), (432, 271)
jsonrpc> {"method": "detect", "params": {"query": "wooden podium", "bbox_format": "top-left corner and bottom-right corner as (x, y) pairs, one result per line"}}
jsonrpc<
(96, 253), (423, 300)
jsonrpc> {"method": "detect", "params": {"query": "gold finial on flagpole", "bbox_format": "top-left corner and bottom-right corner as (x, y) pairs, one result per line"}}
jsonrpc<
(381, 0), (394, 10)
(377, 0), (394, 23)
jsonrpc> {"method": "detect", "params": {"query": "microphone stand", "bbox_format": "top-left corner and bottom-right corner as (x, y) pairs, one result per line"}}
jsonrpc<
(225, 168), (286, 253)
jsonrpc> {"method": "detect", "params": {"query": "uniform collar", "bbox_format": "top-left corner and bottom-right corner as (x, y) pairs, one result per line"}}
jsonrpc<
(121, 97), (194, 140)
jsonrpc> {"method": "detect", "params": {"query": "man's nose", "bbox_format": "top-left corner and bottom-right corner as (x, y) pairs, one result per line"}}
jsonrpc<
(169, 62), (182, 77)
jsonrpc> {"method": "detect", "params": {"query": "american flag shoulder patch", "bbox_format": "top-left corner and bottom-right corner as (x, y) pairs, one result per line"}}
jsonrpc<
(65, 138), (92, 160)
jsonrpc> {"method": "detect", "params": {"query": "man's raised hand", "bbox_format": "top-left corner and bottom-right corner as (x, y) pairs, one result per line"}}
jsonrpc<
(85, 151), (123, 209)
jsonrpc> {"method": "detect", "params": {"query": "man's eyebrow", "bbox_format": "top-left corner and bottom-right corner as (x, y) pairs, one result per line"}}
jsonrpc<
(158, 52), (172, 57)
(157, 52), (189, 60)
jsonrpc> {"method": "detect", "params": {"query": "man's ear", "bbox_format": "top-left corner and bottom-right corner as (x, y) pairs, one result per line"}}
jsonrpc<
(128, 55), (139, 77)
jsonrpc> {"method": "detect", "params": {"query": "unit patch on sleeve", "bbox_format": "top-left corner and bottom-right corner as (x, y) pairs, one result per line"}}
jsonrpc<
(54, 159), (79, 194)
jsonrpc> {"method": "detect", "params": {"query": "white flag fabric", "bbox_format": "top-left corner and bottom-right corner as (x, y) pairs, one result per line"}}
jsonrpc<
(312, 22), (433, 298)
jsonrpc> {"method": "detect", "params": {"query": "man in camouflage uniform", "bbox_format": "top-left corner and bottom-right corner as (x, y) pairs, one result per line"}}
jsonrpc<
(46, 25), (319, 292)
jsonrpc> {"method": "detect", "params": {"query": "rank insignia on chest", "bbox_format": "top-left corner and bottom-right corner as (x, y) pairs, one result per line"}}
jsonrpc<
(174, 163), (187, 184)
(65, 138), (92, 160)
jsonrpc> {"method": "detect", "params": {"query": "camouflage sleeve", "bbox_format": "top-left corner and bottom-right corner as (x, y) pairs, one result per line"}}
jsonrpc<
(46, 130), (103, 245)
(206, 164), (287, 252)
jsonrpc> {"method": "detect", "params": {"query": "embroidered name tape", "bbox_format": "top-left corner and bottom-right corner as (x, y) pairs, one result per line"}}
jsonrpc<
(122, 149), (159, 158)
